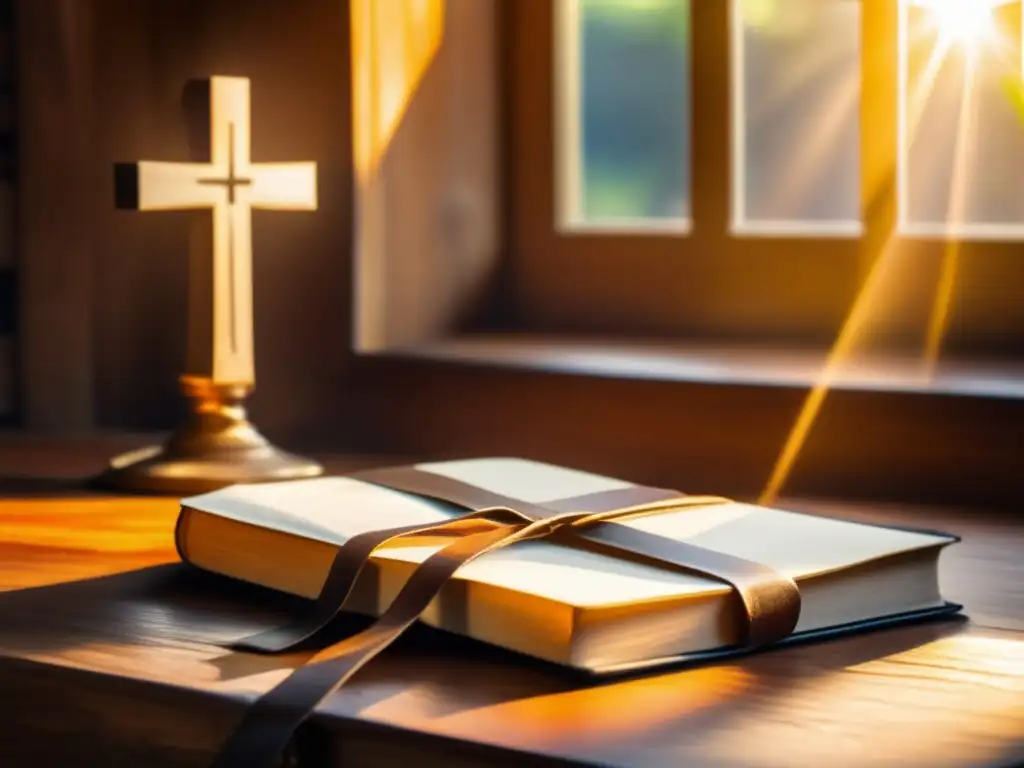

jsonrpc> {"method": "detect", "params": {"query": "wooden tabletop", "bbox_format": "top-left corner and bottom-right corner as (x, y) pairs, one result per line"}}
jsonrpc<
(0, 434), (1022, 768)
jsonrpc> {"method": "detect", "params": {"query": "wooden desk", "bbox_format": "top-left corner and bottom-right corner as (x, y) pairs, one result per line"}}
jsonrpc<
(1, 436), (1022, 768)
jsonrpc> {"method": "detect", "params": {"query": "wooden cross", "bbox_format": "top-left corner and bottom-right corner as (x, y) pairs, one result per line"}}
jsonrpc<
(114, 76), (317, 386)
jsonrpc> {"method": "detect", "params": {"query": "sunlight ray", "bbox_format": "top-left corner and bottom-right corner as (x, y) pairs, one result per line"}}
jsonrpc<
(899, 15), (963, 229)
(761, 0), (1023, 502)
(351, 0), (445, 180)
(759, 231), (902, 506)
(905, 36), (954, 138)
(743, 20), (858, 126)
(758, 69), (860, 221)
(924, 31), (983, 370)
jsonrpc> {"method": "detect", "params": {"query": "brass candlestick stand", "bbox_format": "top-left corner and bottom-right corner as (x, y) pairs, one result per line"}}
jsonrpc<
(95, 376), (322, 496)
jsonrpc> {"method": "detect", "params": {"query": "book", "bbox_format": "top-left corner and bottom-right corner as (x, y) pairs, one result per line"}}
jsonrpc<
(176, 458), (960, 673)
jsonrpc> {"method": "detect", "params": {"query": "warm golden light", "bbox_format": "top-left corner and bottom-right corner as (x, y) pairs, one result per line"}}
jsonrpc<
(0, 498), (179, 591)
(698, 634), (1024, 768)
(351, 0), (445, 180)
(915, 0), (999, 48)
(359, 666), (753, 750)
(761, 0), (1024, 502)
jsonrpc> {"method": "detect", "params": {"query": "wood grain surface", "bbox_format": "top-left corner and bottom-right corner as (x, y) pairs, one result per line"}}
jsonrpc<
(0, 436), (1022, 768)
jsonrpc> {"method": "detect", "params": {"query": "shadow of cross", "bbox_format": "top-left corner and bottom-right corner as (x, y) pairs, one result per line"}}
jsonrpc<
(112, 75), (318, 387)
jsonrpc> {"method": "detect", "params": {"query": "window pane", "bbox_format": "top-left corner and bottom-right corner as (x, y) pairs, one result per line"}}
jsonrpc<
(558, 0), (690, 229)
(900, 0), (1024, 237)
(733, 0), (862, 233)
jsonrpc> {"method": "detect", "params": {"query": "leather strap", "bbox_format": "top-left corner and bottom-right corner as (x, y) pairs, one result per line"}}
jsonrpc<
(573, 522), (800, 647)
(357, 467), (801, 647)
(209, 465), (803, 767)
(210, 518), (544, 768)
(351, 465), (579, 520)
(232, 509), (523, 654)
(230, 476), (702, 655)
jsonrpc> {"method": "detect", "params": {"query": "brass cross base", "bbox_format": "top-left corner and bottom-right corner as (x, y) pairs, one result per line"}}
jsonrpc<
(95, 377), (323, 496)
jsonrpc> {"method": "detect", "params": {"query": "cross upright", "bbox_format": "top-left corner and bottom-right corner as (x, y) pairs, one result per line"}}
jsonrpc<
(114, 76), (318, 386)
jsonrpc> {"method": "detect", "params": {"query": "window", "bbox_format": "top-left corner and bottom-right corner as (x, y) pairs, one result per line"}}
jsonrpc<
(899, 0), (1024, 238)
(558, 0), (865, 234)
(509, 0), (1024, 354)
(732, 0), (862, 235)
(556, 0), (692, 231)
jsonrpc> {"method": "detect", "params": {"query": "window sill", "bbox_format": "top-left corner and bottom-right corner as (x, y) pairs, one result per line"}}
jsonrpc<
(378, 333), (1024, 401)
(350, 333), (1023, 511)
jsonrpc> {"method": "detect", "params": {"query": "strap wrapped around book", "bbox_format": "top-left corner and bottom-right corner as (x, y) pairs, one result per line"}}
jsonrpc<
(209, 466), (802, 768)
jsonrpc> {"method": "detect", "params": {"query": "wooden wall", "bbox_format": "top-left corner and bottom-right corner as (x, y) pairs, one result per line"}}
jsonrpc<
(0, 0), (15, 426)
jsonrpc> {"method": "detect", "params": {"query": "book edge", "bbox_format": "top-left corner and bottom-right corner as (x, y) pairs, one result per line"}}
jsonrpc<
(578, 602), (967, 677)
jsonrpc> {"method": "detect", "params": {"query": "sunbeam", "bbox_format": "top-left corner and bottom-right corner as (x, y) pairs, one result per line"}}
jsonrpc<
(766, 69), (860, 221)
(923, 50), (979, 372)
(916, 0), (1001, 50)
(760, 0), (1021, 503)
(759, 230), (903, 507)
(905, 29), (955, 139)
(743, 26), (859, 127)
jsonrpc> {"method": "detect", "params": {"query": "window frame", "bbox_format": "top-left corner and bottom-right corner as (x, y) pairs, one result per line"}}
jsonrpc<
(504, 0), (1024, 357)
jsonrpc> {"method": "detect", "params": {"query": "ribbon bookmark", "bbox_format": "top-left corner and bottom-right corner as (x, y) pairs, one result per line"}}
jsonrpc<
(208, 466), (804, 768)
(229, 476), (707, 655)
(352, 467), (801, 647)
(232, 509), (528, 654)
(210, 518), (545, 768)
